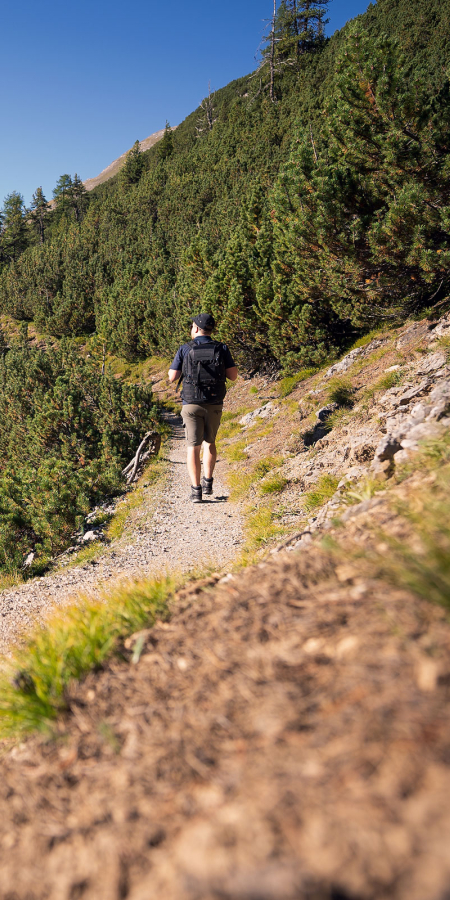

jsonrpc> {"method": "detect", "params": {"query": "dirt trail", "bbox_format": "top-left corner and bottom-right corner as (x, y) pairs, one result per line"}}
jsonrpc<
(0, 413), (242, 652)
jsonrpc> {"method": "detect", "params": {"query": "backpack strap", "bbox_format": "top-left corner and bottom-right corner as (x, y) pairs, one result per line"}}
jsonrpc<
(176, 341), (196, 393)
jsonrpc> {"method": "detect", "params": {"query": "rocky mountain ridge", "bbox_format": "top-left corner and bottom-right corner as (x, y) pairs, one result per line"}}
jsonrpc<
(82, 128), (168, 191)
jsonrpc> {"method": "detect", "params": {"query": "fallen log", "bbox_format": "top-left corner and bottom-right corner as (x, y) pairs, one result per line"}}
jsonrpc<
(122, 431), (161, 483)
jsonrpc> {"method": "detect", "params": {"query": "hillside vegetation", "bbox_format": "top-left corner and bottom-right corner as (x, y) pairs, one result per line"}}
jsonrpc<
(0, 0), (449, 570)
(0, 310), (450, 899)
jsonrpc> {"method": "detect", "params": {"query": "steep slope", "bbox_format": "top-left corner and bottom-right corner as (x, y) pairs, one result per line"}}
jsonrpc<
(0, 312), (449, 899)
(82, 129), (167, 191)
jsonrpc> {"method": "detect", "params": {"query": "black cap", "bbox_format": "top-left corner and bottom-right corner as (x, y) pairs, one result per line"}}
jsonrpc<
(192, 312), (216, 331)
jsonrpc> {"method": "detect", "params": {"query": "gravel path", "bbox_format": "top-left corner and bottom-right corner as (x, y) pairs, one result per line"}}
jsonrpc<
(0, 414), (242, 653)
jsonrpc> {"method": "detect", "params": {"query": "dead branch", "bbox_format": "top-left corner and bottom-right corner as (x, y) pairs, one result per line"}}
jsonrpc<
(122, 432), (161, 483)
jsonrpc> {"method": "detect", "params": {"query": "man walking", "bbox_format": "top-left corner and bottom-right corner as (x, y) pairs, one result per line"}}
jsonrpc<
(168, 313), (237, 502)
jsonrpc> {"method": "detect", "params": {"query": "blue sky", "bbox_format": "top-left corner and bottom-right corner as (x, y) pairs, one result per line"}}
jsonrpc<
(0, 0), (371, 206)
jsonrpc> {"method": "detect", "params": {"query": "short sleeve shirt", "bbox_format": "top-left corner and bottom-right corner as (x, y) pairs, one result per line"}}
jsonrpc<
(170, 336), (236, 405)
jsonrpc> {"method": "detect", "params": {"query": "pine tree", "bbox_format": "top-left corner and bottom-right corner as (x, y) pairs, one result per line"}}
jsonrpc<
(1, 192), (28, 262)
(157, 122), (174, 161)
(29, 186), (49, 244)
(268, 24), (450, 364)
(69, 174), (87, 222)
(278, 0), (330, 57)
(53, 174), (73, 218)
(120, 141), (145, 186)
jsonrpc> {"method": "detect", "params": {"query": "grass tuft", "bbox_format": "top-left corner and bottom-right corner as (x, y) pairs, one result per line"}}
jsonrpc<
(247, 505), (284, 548)
(303, 474), (340, 513)
(0, 577), (173, 738)
(253, 455), (284, 477)
(375, 474), (450, 609)
(225, 440), (248, 462)
(277, 369), (317, 398)
(260, 476), (287, 495)
(326, 376), (354, 407)
(227, 471), (258, 501)
(435, 335), (450, 362)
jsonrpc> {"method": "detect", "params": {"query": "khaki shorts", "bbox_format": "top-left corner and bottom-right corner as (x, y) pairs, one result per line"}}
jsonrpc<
(181, 404), (223, 447)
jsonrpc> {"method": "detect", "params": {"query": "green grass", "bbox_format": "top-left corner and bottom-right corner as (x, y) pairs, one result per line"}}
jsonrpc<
(375, 471), (450, 609)
(277, 368), (317, 398)
(0, 577), (173, 738)
(303, 474), (340, 513)
(343, 476), (385, 505)
(57, 540), (104, 570)
(324, 408), (353, 432)
(326, 376), (354, 407)
(348, 343), (392, 376)
(225, 440), (248, 462)
(436, 335), (450, 362)
(233, 504), (285, 564)
(260, 475), (287, 495)
(344, 433), (450, 609)
(253, 455), (284, 477)
(348, 329), (385, 350)
(0, 571), (24, 591)
(219, 420), (243, 440)
(107, 489), (145, 541)
(221, 406), (252, 422)
(107, 457), (167, 542)
(249, 385), (259, 395)
(227, 470), (259, 501)
(363, 368), (404, 401)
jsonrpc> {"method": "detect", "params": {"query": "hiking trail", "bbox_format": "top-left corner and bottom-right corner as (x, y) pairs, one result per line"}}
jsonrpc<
(0, 413), (243, 653)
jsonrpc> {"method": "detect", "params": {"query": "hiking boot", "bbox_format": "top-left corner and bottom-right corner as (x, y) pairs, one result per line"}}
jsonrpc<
(191, 485), (202, 503)
(201, 476), (213, 496)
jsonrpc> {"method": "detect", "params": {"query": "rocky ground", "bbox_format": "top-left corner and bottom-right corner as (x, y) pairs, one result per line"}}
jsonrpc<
(0, 314), (449, 899)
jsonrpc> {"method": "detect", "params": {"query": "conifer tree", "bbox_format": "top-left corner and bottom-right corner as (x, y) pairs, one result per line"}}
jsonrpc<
(268, 24), (450, 364)
(1, 192), (28, 262)
(29, 186), (49, 244)
(278, 0), (329, 56)
(120, 140), (145, 186)
(157, 122), (174, 161)
(53, 174), (73, 218)
(69, 174), (87, 222)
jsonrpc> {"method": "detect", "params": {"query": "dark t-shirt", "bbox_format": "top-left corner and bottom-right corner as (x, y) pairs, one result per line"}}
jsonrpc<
(170, 336), (236, 405)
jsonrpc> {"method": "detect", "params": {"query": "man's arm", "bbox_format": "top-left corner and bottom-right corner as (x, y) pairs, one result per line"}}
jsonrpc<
(226, 366), (238, 382)
(168, 368), (181, 383)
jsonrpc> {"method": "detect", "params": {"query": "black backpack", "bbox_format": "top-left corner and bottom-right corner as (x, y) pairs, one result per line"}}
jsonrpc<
(181, 340), (227, 404)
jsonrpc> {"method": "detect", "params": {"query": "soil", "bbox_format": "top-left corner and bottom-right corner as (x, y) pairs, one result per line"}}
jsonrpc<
(0, 320), (450, 899)
(0, 549), (449, 900)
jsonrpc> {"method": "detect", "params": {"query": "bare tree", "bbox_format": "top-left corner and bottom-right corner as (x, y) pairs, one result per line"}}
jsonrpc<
(197, 83), (216, 135)
(269, 0), (277, 102)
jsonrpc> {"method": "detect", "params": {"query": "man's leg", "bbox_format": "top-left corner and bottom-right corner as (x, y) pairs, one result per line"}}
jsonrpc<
(181, 405), (206, 499)
(202, 442), (217, 479)
(186, 445), (202, 486)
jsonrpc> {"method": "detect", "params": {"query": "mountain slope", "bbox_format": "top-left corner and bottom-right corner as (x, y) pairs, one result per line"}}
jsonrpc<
(83, 129), (167, 191)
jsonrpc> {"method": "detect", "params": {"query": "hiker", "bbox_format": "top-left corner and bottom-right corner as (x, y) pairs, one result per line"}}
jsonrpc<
(168, 313), (238, 502)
